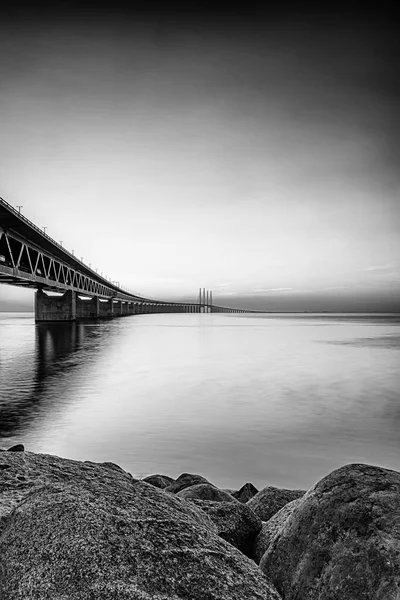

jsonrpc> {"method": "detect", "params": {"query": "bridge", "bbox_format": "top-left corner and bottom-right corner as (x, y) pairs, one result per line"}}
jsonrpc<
(0, 197), (250, 321)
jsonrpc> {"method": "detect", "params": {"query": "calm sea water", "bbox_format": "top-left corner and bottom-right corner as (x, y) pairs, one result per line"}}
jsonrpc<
(0, 312), (399, 490)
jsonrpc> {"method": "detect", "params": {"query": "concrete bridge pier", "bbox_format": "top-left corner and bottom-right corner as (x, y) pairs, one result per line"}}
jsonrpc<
(76, 296), (99, 319)
(98, 298), (114, 319)
(35, 289), (76, 322)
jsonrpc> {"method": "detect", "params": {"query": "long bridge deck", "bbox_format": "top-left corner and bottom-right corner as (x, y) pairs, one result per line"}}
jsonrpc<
(0, 197), (250, 320)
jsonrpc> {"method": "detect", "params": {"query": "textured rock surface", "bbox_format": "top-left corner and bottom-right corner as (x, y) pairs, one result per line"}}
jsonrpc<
(189, 499), (263, 557)
(164, 472), (213, 494)
(252, 498), (302, 564)
(247, 485), (305, 521)
(260, 463), (400, 600)
(84, 460), (128, 474)
(142, 474), (175, 489)
(176, 483), (236, 502)
(0, 453), (281, 600)
(232, 482), (259, 503)
(0, 451), (138, 532)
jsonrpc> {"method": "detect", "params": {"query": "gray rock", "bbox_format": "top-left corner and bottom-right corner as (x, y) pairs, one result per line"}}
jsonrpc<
(164, 472), (213, 494)
(252, 498), (302, 564)
(177, 483), (236, 502)
(247, 485), (305, 521)
(260, 463), (400, 600)
(0, 453), (281, 600)
(142, 474), (175, 489)
(0, 451), (138, 533)
(7, 444), (24, 452)
(189, 499), (263, 557)
(84, 460), (127, 474)
(232, 482), (259, 503)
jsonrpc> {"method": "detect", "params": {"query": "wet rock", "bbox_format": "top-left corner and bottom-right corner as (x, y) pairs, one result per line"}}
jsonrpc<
(189, 499), (263, 557)
(232, 482), (259, 503)
(0, 454), (281, 600)
(142, 474), (175, 489)
(252, 498), (302, 564)
(164, 472), (213, 494)
(177, 483), (236, 502)
(7, 444), (24, 452)
(260, 463), (400, 600)
(247, 485), (305, 521)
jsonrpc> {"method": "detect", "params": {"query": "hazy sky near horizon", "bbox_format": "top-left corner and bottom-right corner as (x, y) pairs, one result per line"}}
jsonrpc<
(0, 3), (399, 311)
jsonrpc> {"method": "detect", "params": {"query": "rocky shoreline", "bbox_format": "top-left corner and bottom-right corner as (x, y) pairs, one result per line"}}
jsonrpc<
(1, 445), (399, 599)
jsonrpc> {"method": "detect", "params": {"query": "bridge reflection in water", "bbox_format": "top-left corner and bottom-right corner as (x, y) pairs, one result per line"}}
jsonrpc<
(0, 320), (114, 440)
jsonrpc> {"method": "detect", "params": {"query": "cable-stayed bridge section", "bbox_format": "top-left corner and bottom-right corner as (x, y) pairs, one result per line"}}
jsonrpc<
(0, 197), (248, 321)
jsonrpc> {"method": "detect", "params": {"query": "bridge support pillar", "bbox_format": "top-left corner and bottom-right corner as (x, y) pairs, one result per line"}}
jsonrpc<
(76, 296), (99, 319)
(98, 298), (114, 319)
(35, 289), (76, 322)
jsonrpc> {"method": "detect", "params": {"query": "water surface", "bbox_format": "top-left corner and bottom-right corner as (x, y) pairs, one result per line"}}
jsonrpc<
(1, 312), (399, 490)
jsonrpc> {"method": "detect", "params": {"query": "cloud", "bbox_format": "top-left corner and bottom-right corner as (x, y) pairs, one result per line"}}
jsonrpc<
(361, 263), (398, 272)
(251, 287), (295, 293)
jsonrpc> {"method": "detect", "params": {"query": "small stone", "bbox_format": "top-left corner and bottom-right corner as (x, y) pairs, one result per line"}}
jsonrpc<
(142, 474), (175, 489)
(164, 472), (213, 494)
(247, 485), (305, 521)
(189, 499), (263, 557)
(232, 482), (259, 503)
(7, 444), (24, 452)
(177, 483), (236, 502)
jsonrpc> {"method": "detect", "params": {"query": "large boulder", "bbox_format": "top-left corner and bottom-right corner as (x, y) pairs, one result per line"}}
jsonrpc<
(0, 452), (281, 600)
(177, 483), (236, 502)
(232, 482), (259, 503)
(252, 498), (302, 564)
(247, 485), (305, 521)
(0, 451), (138, 531)
(260, 463), (400, 600)
(190, 499), (263, 557)
(164, 472), (213, 494)
(142, 474), (175, 489)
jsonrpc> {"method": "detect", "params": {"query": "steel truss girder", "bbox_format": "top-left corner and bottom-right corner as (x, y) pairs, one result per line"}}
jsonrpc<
(0, 229), (128, 300)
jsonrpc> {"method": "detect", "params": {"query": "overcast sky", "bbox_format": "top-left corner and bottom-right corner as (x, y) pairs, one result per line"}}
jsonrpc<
(0, 3), (399, 311)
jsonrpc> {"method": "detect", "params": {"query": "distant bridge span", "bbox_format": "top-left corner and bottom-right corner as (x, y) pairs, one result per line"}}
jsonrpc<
(0, 197), (249, 321)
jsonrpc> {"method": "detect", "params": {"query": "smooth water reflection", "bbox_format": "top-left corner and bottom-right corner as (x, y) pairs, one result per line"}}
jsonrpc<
(0, 312), (399, 489)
